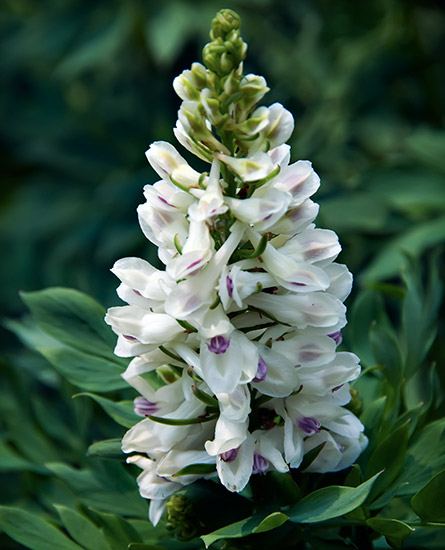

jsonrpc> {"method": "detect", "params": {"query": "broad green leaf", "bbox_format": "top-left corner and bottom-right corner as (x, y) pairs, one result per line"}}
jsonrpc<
(46, 462), (147, 517)
(287, 473), (381, 523)
(370, 323), (402, 386)
(201, 512), (270, 547)
(0, 440), (48, 474)
(411, 470), (445, 523)
(365, 420), (410, 501)
(359, 396), (387, 436)
(0, 506), (83, 550)
(344, 464), (363, 488)
(4, 316), (62, 351)
(404, 363), (442, 413)
(266, 471), (301, 506)
(90, 509), (142, 550)
(87, 438), (124, 460)
(401, 256), (442, 379)
(21, 287), (117, 359)
(361, 218), (445, 282)
(54, 505), (111, 550)
(173, 463), (216, 477)
(39, 346), (127, 392)
(253, 511), (288, 533)
(371, 419), (445, 508)
(349, 290), (387, 368)
(74, 392), (138, 428)
(367, 518), (414, 549)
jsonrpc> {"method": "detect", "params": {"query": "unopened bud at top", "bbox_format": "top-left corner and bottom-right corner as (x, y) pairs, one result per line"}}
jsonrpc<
(209, 9), (241, 40)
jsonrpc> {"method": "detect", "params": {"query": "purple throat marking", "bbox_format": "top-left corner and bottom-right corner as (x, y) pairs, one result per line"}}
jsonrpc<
(219, 447), (239, 462)
(123, 334), (138, 342)
(134, 396), (158, 417)
(208, 335), (230, 355)
(253, 356), (268, 382)
(328, 331), (343, 346)
(226, 275), (233, 298)
(252, 453), (269, 474)
(298, 416), (321, 435)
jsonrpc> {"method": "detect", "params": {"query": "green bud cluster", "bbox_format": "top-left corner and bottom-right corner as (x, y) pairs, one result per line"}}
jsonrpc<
(203, 9), (247, 77)
(166, 494), (201, 540)
(174, 9), (270, 163)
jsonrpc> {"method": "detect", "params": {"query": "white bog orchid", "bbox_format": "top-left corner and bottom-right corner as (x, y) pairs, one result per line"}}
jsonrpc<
(106, 9), (366, 526)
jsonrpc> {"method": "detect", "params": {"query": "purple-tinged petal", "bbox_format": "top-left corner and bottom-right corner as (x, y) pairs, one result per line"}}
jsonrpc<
(226, 275), (233, 298)
(253, 356), (268, 382)
(298, 416), (321, 435)
(252, 453), (269, 474)
(219, 447), (239, 463)
(328, 331), (343, 346)
(134, 396), (159, 417)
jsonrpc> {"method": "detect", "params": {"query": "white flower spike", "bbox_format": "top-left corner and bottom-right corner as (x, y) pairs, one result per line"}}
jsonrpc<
(106, 8), (366, 525)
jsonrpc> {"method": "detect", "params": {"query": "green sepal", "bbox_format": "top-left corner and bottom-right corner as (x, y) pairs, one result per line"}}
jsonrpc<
(173, 234), (183, 254)
(147, 413), (218, 426)
(176, 319), (198, 333)
(192, 386), (219, 408)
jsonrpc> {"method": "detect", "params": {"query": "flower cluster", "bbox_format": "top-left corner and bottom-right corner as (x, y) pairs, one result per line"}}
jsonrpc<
(105, 10), (367, 526)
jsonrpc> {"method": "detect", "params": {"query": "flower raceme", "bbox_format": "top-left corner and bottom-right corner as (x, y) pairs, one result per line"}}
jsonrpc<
(105, 9), (367, 526)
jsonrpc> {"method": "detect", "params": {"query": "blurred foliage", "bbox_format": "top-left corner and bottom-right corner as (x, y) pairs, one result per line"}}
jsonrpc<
(1, 0), (445, 548)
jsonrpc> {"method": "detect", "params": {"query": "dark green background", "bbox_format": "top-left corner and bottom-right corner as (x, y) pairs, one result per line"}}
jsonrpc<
(1, 1), (445, 548)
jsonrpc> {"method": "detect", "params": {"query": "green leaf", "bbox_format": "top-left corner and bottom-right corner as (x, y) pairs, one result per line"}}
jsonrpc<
(90, 509), (142, 550)
(39, 346), (127, 392)
(349, 290), (387, 368)
(54, 505), (112, 550)
(74, 393), (138, 428)
(266, 471), (301, 506)
(46, 462), (147, 518)
(253, 511), (288, 533)
(371, 419), (445, 508)
(173, 463), (216, 477)
(367, 517), (414, 549)
(287, 472), (381, 523)
(128, 545), (166, 550)
(201, 512), (270, 547)
(365, 420), (411, 501)
(361, 218), (445, 282)
(0, 506), (83, 550)
(87, 438), (124, 461)
(411, 470), (445, 523)
(300, 441), (326, 471)
(0, 440), (49, 474)
(369, 323), (403, 386)
(21, 287), (117, 359)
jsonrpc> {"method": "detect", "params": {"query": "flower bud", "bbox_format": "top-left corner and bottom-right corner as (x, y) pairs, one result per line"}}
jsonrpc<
(209, 9), (241, 40)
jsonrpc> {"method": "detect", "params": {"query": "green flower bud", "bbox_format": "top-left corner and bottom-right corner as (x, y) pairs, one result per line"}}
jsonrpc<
(202, 10), (247, 77)
(166, 494), (202, 541)
(209, 9), (241, 40)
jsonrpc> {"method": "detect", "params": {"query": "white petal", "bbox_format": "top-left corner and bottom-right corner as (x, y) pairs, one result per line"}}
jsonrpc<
(216, 434), (255, 492)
